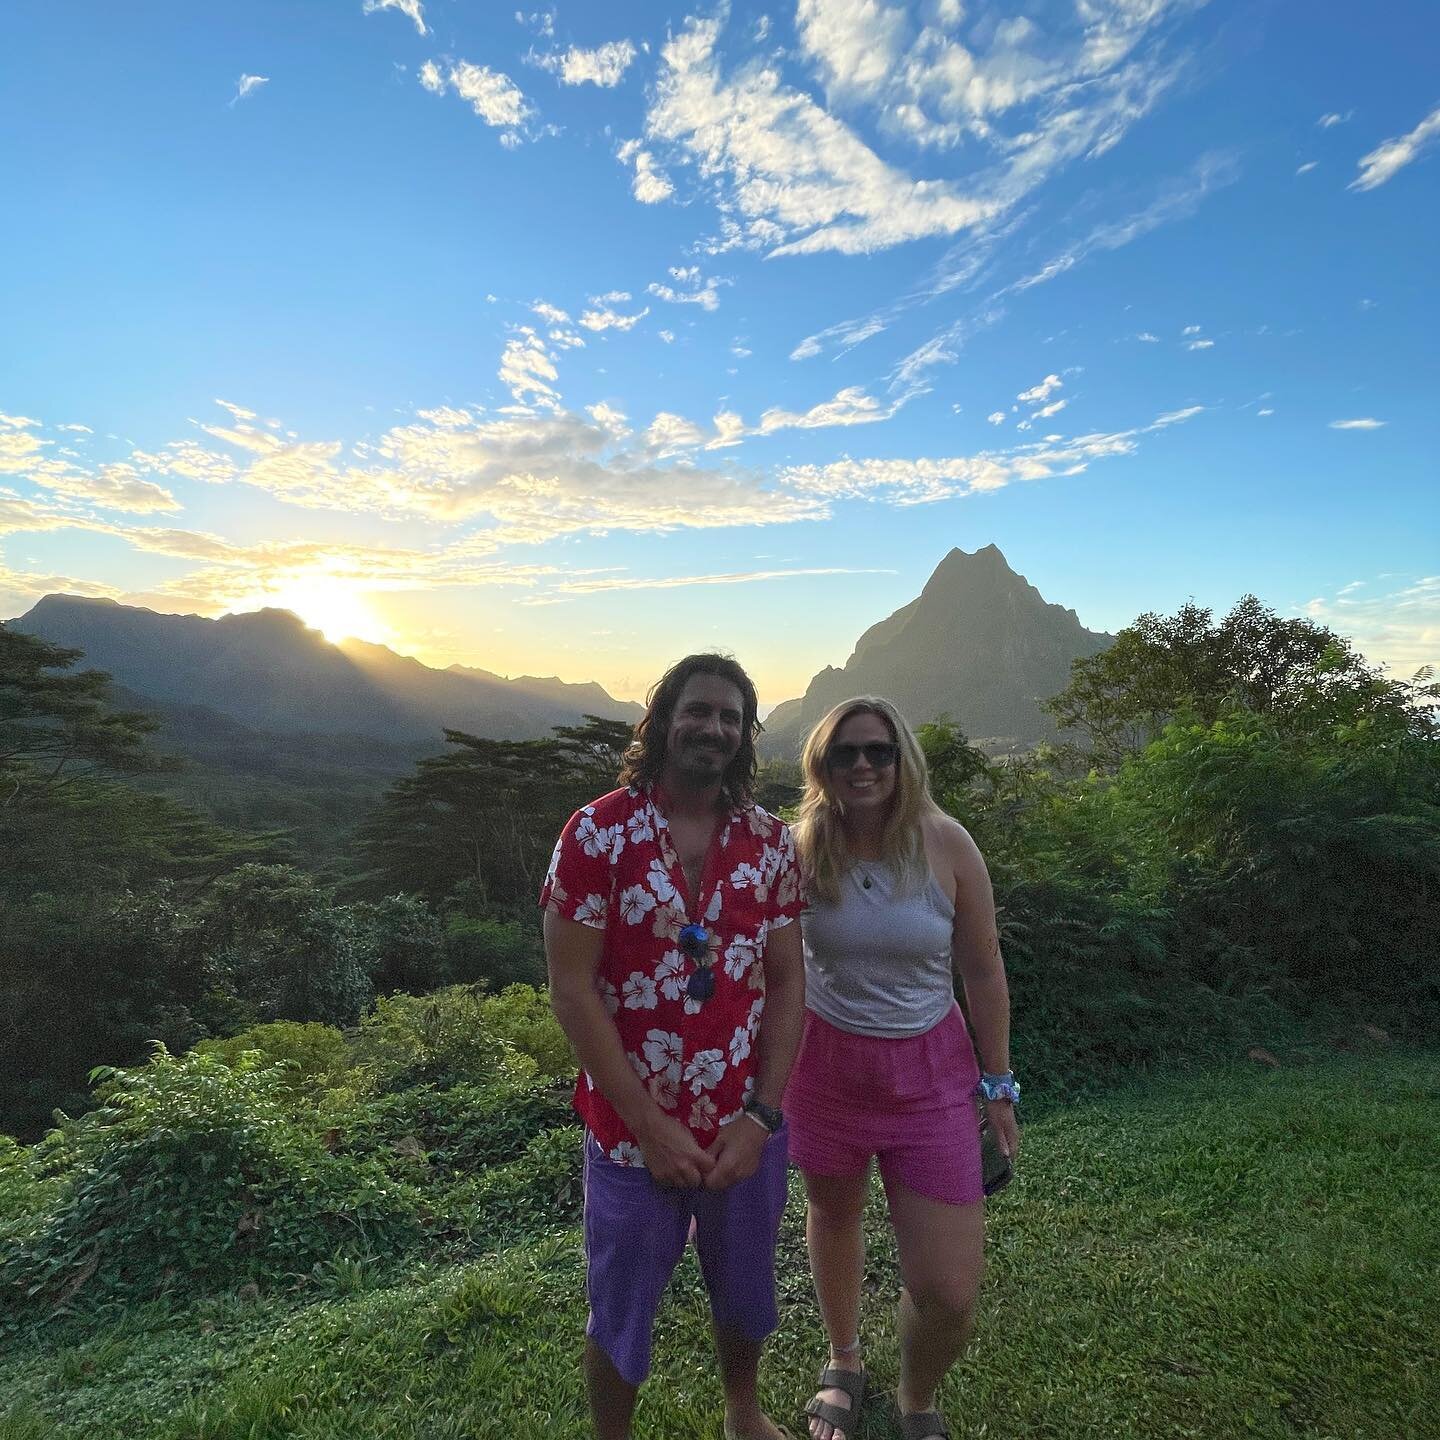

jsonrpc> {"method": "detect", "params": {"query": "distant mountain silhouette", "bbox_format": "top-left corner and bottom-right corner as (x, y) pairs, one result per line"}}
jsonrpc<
(9, 595), (643, 744)
(762, 545), (1111, 755)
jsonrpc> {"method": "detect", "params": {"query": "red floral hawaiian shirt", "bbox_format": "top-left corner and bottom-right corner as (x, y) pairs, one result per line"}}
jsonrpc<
(539, 784), (803, 1167)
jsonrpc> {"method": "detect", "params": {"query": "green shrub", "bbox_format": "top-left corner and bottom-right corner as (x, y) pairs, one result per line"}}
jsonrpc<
(442, 915), (545, 989)
(350, 986), (539, 1092)
(0, 1048), (422, 1326)
(442, 1124), (584, 1249)
(338, 1080), (575, 1179)
(474, 984), (573, 1079)
(195, 1020), (363, 1112)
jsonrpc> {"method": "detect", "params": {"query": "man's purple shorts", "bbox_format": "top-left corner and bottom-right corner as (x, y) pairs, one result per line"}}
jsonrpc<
(582, 1126), (789, 1386)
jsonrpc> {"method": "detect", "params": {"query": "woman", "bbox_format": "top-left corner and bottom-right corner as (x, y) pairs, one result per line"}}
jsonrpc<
(784, 697), (1020, 1440)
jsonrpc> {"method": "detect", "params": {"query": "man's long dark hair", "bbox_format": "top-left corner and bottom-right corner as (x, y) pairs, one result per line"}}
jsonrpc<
(618, 652), (761, 807)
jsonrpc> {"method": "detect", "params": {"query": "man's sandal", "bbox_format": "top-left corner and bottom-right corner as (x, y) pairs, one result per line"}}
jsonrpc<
(803, 1367), (868, 1437)
(897, 1409), (950, 1440)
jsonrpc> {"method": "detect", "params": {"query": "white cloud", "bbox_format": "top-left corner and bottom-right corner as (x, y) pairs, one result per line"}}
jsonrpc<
(781, 407), (1198, 504)
(1296, 161), (1318, 176)
(647, 272), (726, 311)
(1257, 408), (1274, 417)
(1329, 417), (1386, 430)
(755, 385), (903, 437)
(548, 328), (585, 349)
(642, 14), (999, 257)
(658, 329), (676, 344)
(616, 140), (675, 204)
(532, 300), (570, 324)
(1186, 338), (1214, 350)
(986, 411), (1006, 425)
(1350, 104), (1440, 192)
(363, 0), (427, 36)
(1182, 324), (1201, 335)
(556, 566), (888, 594)
(230, 74), (268, 107)
(538, 39), (637, 88)
(1017, 374), (1062, 404)
(585, 402), (630, 438)
(592, 289), (631, 304)
(498, 330), (561, 409)
(579, 304), (649, 332)
(421, 60), (535, 143)
(1136, 332), (1160, 342)
(1300, 574), (1438, 679)
(1317, 111), (1352, 129)
(1151, 406), (1204, 427)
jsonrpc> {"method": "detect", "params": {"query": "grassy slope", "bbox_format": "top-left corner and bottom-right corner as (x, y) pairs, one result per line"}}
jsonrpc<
(2, 1051), (1437, 1440)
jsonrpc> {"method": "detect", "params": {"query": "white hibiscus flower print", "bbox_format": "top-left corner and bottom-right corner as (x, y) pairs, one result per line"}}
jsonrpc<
(651, 901), (685, 942)
(729, 862), (763, 891)
(643, 1029), (684, 1073)
(655, 950), (687, 1002)
(622, 971), (658, 1009)
(627, 809), (656, 844)
(723, 937), (754, 982)
(596, 977), (619, 1017)
(683, 1048), (726, 1095)
(619, 885), (658, 925)
(646, 858), (677, 903)
(627, 1050), (649, 1081)
(777, 870), (799, 908)
(609, 1141), (645, 1168)
(575, 815), (603, 856)
(746, 806), (771, 837)
(705, 889), (722, 923)
(690, 1095), (718, 1132)
(574, 892), (608, 926)
(648, 1065), (681, 1111)
(728, 1023), (751, 1066)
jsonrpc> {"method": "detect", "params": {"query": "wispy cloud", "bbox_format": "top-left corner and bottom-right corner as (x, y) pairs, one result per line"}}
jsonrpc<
(1187, 338), (1215, 350)
(420, 59), (535, 146)
(555, 566), (891, 594)
(579, 303), (649, 333)
(1350, 104), (1440, 191)
(1301, 574), (1438, 679)
(363, 0), (427, 36)
(535, 39), (637, 88)
(1329, 417), (1386, 430)
(616, 140), (674, 204)
(647, 267), (727, 311)
(1317, 110), (1352, 129)
(229, 74), (268, 107)
(780, 404), (1204, 505)
(1295, 160), (1318, 176)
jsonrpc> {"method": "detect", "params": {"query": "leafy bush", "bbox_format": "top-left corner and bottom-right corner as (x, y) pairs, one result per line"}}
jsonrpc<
(349, 986), (538, 1092)
(442, 915), (545, 989)
(195, 1021), (361, 1110)
(475, 984), (574, 1079)
(442, 1124), (584, 1249)
(346, 982), (571, 1093)
(0, 1048), (422, 1325)
(338, 1080), (575, 1180)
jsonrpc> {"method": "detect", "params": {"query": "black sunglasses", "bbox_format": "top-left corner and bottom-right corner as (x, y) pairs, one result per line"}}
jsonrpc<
(826, 741), (899, 770)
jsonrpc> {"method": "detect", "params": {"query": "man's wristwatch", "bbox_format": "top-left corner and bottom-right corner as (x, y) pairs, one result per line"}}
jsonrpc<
(977, 1071), (1021, 1104)
(742, 1096), (784, 1134)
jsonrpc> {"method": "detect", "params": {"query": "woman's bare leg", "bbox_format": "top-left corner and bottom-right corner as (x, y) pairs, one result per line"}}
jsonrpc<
(801, 1169), (871, 1440)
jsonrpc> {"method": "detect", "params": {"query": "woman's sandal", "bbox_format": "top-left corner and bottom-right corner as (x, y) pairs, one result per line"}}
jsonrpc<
(803, 1366), (868, 1438)
(896, 1408), (950, 1440)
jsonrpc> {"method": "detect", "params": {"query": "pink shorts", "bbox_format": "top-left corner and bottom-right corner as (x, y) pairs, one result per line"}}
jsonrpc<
(783, 1003), (983, 1207)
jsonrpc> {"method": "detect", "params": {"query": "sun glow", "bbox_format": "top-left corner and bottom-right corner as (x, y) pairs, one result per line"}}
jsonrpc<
(234, 578), (393, 646)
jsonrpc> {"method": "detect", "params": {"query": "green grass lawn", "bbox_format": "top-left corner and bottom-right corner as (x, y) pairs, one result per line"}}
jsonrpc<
(3, 1050), (1437, 1440)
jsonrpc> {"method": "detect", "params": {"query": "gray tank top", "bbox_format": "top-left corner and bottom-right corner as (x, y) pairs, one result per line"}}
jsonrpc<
(801, 861), (957, 1038)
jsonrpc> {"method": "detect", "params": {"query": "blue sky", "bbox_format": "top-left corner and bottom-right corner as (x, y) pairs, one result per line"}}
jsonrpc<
(1, 0), (1436, 707)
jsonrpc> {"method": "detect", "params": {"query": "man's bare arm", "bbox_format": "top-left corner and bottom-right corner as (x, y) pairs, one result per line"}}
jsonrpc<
(543, 909), (713, 1186)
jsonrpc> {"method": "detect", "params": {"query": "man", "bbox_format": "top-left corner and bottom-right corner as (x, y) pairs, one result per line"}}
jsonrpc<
(542, 653), (806, 1440)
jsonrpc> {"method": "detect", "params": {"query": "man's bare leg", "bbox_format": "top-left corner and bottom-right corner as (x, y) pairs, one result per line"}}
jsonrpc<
(715, 1324), (789, 1440)
(585, 1337), (639, 1440)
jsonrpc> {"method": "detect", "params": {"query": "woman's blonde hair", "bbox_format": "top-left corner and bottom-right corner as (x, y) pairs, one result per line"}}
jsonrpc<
(793, 696), (943, 905)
